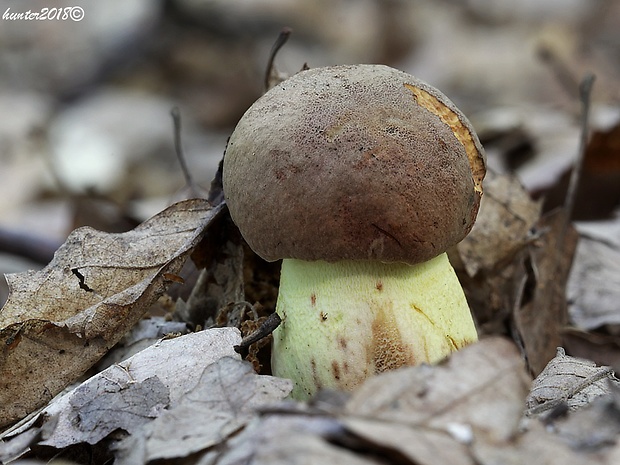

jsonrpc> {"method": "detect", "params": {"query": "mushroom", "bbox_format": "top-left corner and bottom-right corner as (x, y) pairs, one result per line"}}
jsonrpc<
(223, 64), (486, 399)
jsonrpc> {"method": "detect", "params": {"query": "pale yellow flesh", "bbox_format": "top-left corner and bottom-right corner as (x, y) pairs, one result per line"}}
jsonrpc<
(271, 253), (478, 399)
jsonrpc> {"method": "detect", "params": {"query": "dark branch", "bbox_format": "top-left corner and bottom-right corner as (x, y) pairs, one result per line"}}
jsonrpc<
(264, 27), (292, 92)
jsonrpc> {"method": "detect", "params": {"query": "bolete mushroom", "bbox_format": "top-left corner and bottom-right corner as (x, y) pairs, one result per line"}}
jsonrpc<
(223, 64), (486, 399)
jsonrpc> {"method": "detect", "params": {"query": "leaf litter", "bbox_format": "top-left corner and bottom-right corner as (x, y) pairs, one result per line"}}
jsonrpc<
(0, 199), (223, 429)
(2, 28), (620, 465)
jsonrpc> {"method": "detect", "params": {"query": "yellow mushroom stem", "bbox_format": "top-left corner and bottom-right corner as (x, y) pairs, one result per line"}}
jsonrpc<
(271, 252), (478, 399)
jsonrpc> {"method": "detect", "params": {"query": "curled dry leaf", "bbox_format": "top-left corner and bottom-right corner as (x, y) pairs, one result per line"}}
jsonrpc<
(57, 376), (170, 446)
(342, 418), (474, 465)
(0, 426), (42, 464)
(526, 347), (618, 417)
(455, 169), (542, 277)
(0, 199), (223, 428)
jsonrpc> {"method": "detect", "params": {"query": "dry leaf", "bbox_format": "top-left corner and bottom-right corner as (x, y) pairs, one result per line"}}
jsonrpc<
(343, 418), (474, 465)
(341, 338), (606, 465)
(178, 338), (615, 465)
(514, 208), (579, 375)
(452, 170), (541, 335)
(245, 434), (378, 465)
(526, 347), (618, 417)
(345, 337), (531, 445)
(17, 328), (242, 450)
(562, 329), (620, 373)
(567, 220), (620, 330)
(455, 169), (542, 277)
(196, 414), (375, 465)
(0, 199), (223, 428)
(537, 120), (620, 220)
(178, 213), (245, 327)
(0, 426), (42, 463)
(113, 356), (292, 464)
(553, 390), (620, 452)
(475, 420), (593, 465)
(58, 376), (169, 446)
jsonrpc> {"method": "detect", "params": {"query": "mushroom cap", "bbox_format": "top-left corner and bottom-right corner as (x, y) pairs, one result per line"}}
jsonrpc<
(223, 64), (486, 265)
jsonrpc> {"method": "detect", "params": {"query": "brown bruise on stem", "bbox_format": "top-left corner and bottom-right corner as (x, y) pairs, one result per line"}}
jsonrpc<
(403, 83), (485, 196)
(310, 358), (320, 396)
(331, 360), (341, 381)
(370, 306), (411, 373)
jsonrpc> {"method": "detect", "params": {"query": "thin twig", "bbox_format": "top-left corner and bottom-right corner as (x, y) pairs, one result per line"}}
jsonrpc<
(537, 45), (581, 99)
(170, 106), (193, 187)
(234, 312), (282, 355)
(563, 74), (596, 221)
(264, 27), (292, 92)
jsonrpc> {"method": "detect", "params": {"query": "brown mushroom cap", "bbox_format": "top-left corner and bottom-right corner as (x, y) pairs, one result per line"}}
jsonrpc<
(223, 64), (486, 265)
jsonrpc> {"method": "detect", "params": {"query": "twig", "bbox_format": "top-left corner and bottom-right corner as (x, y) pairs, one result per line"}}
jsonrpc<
(264, 27), (292, 92)
(563, 74), (596, 222)
(234, 312), (282, 356)
(170, 106), (193, 187)
(555, 73), (596, 254)
(537, 45), (581, 99)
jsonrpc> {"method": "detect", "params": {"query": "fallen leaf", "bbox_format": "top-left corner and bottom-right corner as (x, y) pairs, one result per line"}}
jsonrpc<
(563, 329), (620, 372)
(197, 412), (372, 465)
(0, 327), (241, 457)
(452, 170), (541, 335)
(41, 328), (242, 448)
(341, 338), (607, 465)
(475, 420), (594, 465)
(553, 389), (620, 452)
(455, 169), (542, 277)
(64, 376), (169, 446)
(196, 414), (376, 465)
(345, 337), (531, 445)
(343, 418), (474, 465)
(0, 426), (42, 463)
(567, 220), (620, 330)
(0, 199), (223, 428)
(113, 356), (292, 464)
(536, 120), (620, 220)
(514, 208), (579, 375)
(182, 337), (613, 465)
(526, 347), (618, 417)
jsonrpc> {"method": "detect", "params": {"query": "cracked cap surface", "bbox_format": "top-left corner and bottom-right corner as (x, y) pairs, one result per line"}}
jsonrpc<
(223, 64), (486, 264)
